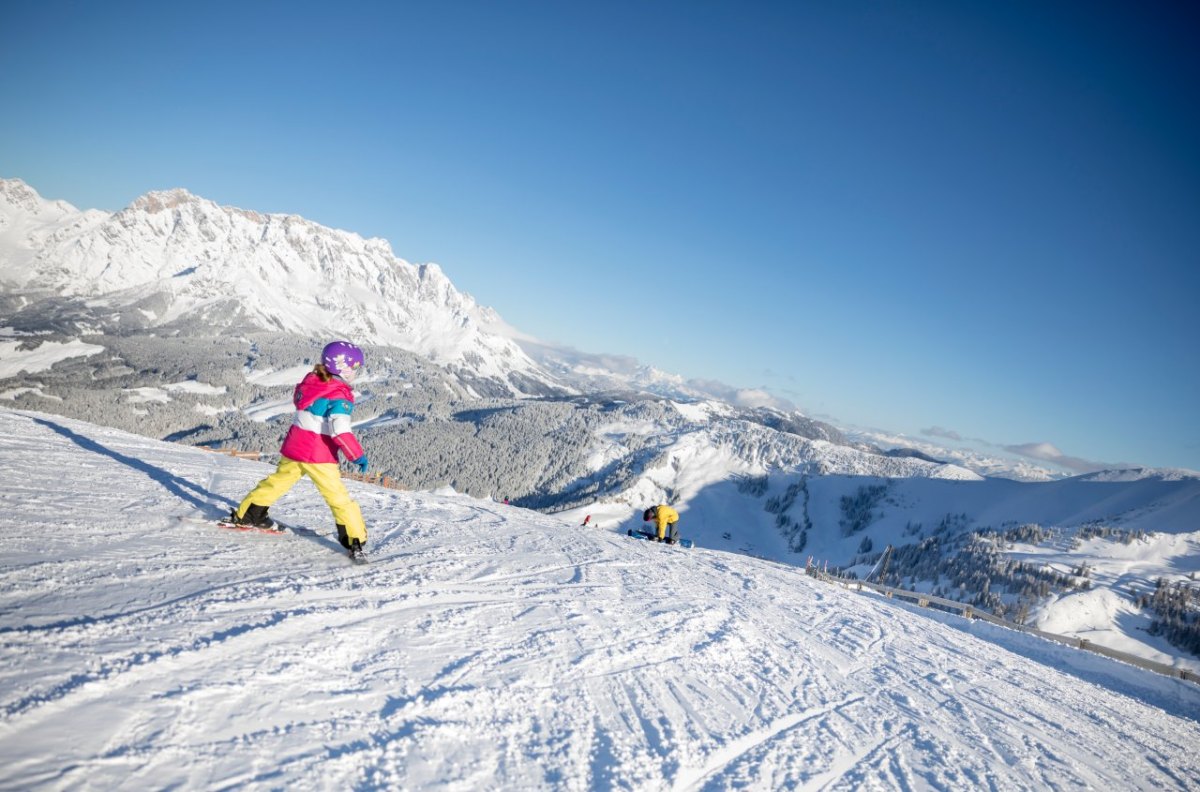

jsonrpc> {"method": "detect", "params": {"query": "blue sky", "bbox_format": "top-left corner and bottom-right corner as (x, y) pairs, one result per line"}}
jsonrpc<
(2, 1), (1197, 471)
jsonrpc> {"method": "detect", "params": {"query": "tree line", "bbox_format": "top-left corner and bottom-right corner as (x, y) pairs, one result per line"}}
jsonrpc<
(1138, 579), (1200, 657)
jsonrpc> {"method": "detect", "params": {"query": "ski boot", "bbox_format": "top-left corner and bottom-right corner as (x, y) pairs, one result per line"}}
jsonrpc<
(230, 504), (274, 529)
(338, 524), (367, 562)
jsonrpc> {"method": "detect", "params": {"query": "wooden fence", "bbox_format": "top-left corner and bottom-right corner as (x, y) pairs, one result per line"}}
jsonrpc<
(806, 565), (1200, 685)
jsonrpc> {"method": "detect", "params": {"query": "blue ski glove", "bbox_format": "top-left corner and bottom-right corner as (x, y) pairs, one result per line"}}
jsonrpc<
(353, 455), (369, 474)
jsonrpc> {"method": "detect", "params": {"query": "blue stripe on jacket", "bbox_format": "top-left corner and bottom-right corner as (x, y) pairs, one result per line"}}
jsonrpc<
(305, 397), (354, 417)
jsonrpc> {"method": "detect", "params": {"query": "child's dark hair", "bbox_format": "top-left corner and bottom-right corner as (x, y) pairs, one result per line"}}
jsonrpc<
(313, 363), (334, 382)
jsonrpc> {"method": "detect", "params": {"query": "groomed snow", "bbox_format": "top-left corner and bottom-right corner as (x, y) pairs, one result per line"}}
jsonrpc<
(1, 408), (1198, 790)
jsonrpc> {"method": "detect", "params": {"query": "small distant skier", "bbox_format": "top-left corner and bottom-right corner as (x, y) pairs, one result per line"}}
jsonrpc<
(230, 340), (370, 557)
(581, 515), (591, 527)
(642, 505), (680, 544)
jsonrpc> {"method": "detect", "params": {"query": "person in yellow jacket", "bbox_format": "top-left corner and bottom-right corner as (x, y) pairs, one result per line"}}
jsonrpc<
(642, 505), (681, 544)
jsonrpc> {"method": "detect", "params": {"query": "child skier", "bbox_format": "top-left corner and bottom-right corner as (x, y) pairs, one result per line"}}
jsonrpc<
(230, 340), (370, 557)
(642, 505), (680, 544)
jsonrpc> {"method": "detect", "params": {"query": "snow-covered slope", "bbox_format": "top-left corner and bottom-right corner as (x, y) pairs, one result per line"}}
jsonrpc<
(0, 178), (557, 396)
(541, 401), (1200, 672)
(2, 407), (1198, 790)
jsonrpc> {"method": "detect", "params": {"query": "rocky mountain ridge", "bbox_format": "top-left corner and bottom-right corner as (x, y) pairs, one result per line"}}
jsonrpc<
(0, 178), (557, 397)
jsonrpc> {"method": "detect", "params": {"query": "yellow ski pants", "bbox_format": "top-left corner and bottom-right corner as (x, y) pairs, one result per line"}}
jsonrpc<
(237, 458), (367, 543)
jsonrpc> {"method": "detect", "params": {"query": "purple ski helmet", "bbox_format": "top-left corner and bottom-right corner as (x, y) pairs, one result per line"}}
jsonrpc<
(321, 340), (365, 381)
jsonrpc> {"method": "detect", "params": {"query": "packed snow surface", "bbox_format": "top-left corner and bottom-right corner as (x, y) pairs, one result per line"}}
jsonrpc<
(1, 409), (1198, 790)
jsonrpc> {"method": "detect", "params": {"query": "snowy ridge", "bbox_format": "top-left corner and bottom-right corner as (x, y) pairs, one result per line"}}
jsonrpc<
(1074, 467), (1200, 483)
(517, 337), (798, 410)
(845, 426), (1068, 482)
(556, 406), (981, 540)
(0, 179), (557, 395)
(678, 410), (980, 481)
(1, 407), (1198, 789)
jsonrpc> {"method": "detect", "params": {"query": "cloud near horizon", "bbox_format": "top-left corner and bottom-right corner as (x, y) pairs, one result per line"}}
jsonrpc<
(687, 379), (793, 410)
(921, 426), (963, 442)
(731, 388), (784, 409)
(1003, 442), (1129, 474)
(922, 426), (1130, 474)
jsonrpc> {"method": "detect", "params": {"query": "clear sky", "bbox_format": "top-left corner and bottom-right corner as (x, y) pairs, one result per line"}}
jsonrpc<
(2, 1), (1197, 472)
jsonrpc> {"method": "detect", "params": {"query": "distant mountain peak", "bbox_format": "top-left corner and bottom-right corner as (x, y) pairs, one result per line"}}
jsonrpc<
(0, 177), (76, 217)
(128, 188), (204, 213)
(0, 177), (38, 205)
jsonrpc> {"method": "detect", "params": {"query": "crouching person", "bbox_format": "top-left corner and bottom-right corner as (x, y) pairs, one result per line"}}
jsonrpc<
(642, 505), (680, 544)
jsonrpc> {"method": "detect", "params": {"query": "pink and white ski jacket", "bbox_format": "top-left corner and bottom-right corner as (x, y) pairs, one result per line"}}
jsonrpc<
(278, 372), (365, 464)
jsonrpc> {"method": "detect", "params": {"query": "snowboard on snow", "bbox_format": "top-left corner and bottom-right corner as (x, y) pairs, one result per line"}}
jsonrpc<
(216, 519), (287, 536)
(212, 517), (366, 564)
(627, 529), (694, 549)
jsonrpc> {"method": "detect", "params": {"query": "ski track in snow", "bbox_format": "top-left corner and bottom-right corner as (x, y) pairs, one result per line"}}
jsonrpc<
(1, 409), (1198, 791)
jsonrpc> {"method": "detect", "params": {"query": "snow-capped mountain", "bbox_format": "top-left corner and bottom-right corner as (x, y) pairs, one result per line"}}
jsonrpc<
(2, 408), (1197, 789)
(0, 178), (559, 397)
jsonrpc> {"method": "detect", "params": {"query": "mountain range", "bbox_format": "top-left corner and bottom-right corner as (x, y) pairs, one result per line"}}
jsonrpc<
(1, 176), (1197, 673)
(0, 177), (560, 396)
